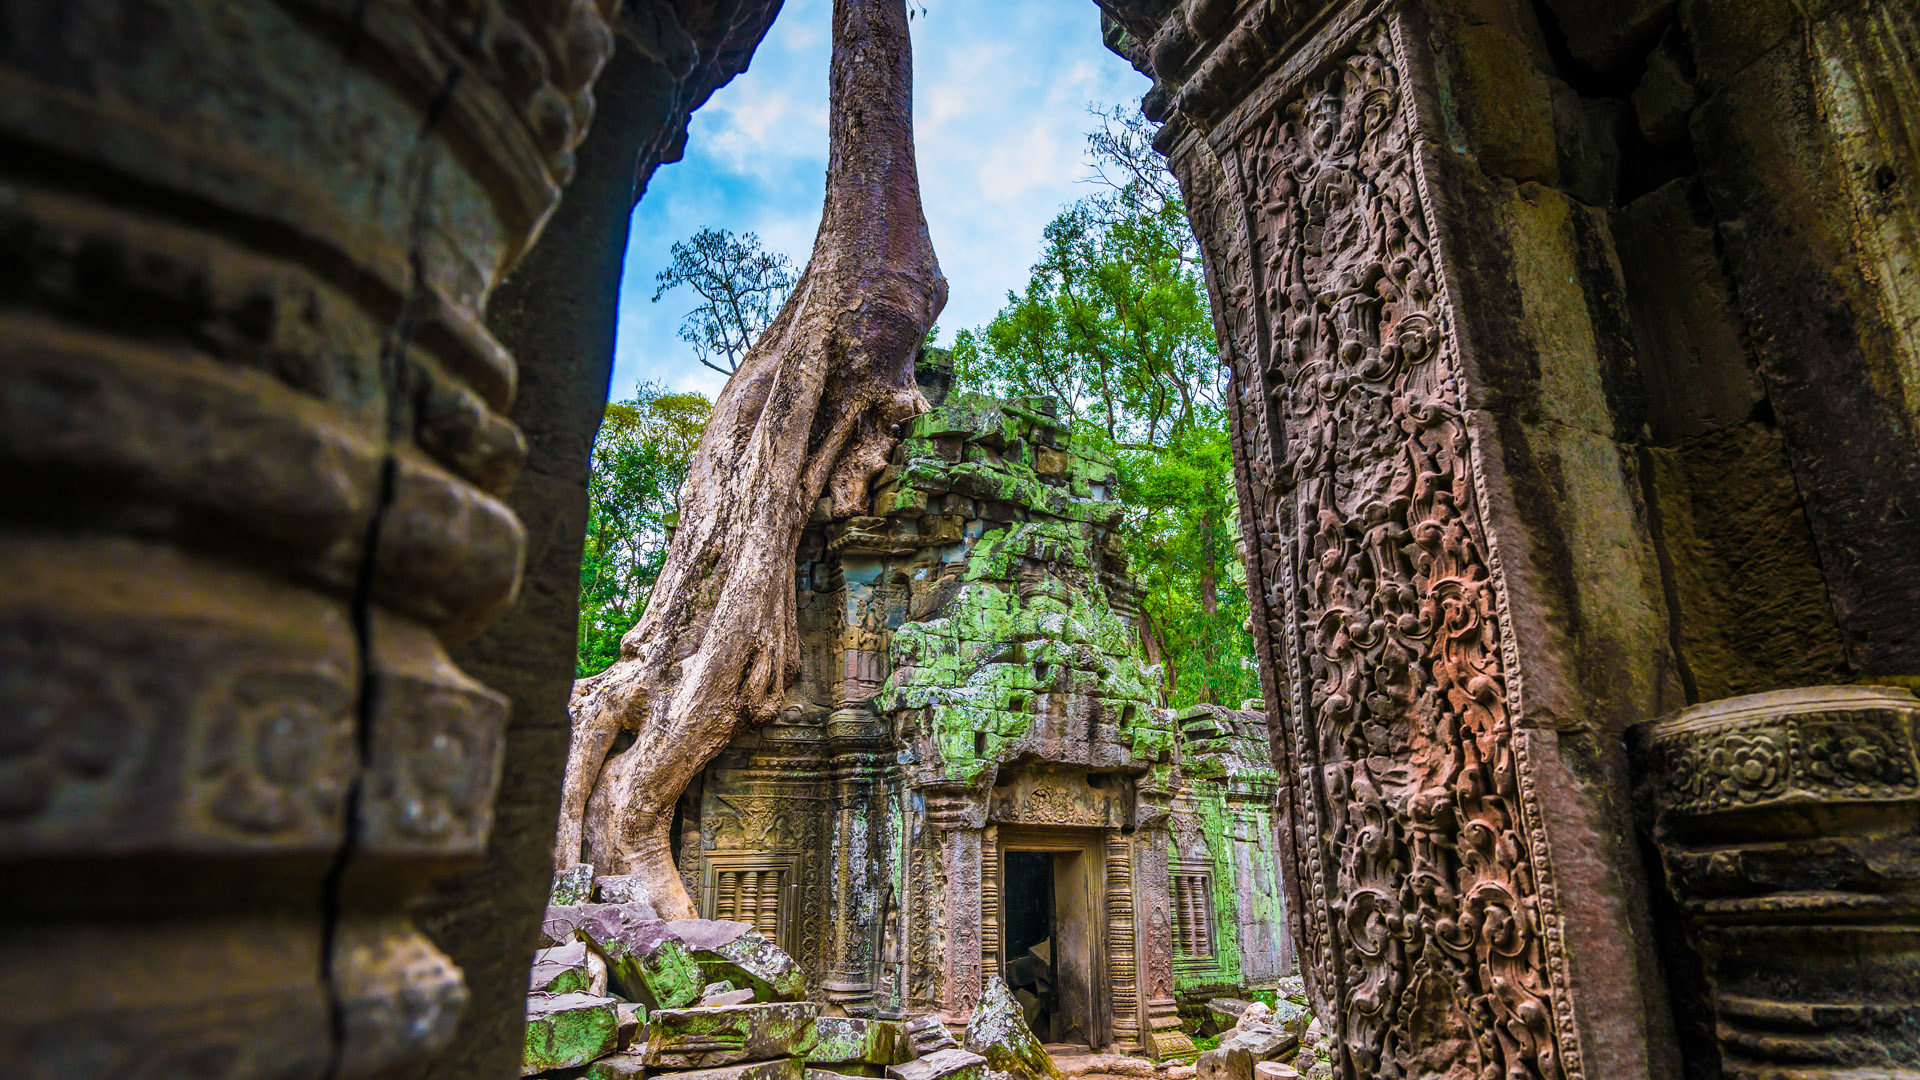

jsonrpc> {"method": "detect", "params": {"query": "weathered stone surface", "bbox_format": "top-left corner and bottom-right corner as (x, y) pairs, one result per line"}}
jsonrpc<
(706, 987), (760, 1007)
(664, 1058), (809, 1080)
(411, 7), (787, 1075)
(530, 941), (609, 997)
(963, 978), (1062, 1080)
(1197, 1025), (1298, 1080)
(584, 1050), (651, 1080)
(596, 874), (666, 912)
(618, 1002), (647, 1049)
(524, 992), (621, 1076)
(669, 919), (812, 1002)
(552, 863), (597, 906)
(645, 1001), (822, 1068)
(887, 1048), (989, 1080)
(574, 908), (705, 1011)
(1633, 686), (1920, 1077)
(809, 1017), (906, 1066)
(904, 1014), (961, 1056)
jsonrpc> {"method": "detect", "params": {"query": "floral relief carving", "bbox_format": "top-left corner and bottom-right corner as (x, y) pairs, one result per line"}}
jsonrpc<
(1215, 19), (1570, 1080)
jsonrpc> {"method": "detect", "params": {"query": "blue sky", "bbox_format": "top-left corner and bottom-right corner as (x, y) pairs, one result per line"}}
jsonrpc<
(609, 0), (1150, 401)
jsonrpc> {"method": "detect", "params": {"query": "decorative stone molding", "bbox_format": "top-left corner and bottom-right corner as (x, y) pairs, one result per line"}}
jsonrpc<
(1633, 685), (1920, 1079)
(0, 0), (614, 1075)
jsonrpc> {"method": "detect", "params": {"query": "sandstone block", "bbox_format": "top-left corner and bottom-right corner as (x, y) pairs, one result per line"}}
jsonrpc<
(645, 1000), (821, 1068)
(705, 987), (759, 1007)
(594, 875), (664, 914)
(667, 1058), (808, 1080)
(809, 1016), (906, 1066)
(551, 863), (596, 906)
(524, 992), (621, 1076)
(530, 941), (608, 997)
(584, 1050), (649, 1080)
(963, 977), (1061, 1080)
(887, 1048), (988, 1080)
(903, 1014), (960, 1056)
(573, 907), (706, 1010)
(668, 919), (811, 1002)
(618, 1002), (648, 1049)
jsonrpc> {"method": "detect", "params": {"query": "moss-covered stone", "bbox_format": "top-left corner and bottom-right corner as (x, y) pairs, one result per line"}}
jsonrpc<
(644, 1001), (822, 1068)
(962, 978), (1062, 1080)
(523, 992), (621, 1075)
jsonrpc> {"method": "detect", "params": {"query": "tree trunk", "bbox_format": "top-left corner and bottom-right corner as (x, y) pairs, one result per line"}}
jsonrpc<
(554, 0), (945, 918)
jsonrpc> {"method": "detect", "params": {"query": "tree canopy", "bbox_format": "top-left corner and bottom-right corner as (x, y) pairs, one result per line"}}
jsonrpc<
(652, 227), (798, 376)
(950, 104), (1258, 709)
(576, 384), (713, 676)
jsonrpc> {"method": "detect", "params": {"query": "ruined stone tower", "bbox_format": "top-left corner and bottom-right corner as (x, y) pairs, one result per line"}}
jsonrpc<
(670, 371), (1289, 1054)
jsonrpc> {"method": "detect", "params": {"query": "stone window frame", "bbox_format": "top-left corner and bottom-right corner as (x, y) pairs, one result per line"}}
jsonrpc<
(1170, 860), (1217, 961)
(700, 853), (799, 953)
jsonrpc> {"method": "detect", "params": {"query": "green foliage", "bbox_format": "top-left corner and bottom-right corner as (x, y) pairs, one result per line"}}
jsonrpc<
(576, 384), (713, 676)
(951, 105), (1258, 709)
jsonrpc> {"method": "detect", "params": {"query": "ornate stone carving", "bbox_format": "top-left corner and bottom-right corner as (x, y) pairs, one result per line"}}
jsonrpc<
(1634, 686), (1920, 1078)
(0, 0), (613, 1074)
(1169, 13), (1578, 1079)
(1106, 833), (1144, 1052)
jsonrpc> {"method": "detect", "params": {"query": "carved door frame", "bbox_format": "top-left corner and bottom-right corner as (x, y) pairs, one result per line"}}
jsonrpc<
(994, 827), (1112, 1049)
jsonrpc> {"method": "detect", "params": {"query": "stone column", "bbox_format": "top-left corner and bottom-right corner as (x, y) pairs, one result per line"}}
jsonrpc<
(1633, 686), (1920, 1078)
(1132, 788), (1192, 1059)
(1099, 2), (1684, 1077)
(0, 2), (613, 1077)
(921, 786), (986, 1028)
(1103, 832), (1144, 1053)
(824, 706), (892, 1012)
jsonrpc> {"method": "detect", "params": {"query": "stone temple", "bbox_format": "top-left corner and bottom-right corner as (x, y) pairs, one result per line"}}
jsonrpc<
(676, 365), (1288, 1054)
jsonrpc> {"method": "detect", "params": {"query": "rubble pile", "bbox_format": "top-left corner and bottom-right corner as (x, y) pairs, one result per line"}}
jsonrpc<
(525, 867), (1052, 1080)
(1186, 992), (1331, 1080)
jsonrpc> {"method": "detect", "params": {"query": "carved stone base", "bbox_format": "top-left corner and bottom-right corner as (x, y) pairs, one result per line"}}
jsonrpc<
(1634, 685), (1920, 1078)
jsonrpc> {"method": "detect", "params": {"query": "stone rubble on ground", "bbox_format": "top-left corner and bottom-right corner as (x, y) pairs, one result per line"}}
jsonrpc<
(526, 867), (1086, 1079)
(1190, 994), (1330, 1080)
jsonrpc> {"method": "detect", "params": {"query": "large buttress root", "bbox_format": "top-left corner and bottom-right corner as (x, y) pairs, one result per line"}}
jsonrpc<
(555, 0), (945, 919)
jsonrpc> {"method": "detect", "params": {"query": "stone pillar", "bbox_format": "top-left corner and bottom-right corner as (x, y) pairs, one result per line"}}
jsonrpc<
(922, 786), (986, 1028)
(825, 706), (891, 1012)
(1633, 686), (1920, 1078)
(1104, 832), (1144, 1053)
(1100, 2), (1684, 1076)
(982, 824), (1002, 981)
(1132, 789), (1192, 1059)
(0, 1), (612, 1077)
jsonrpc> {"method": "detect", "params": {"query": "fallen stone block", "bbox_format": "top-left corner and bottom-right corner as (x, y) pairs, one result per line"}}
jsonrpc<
(574, 907), (706, 1010)
(705, 987), (760, 1007)
(552, 863), (596, 905)
(645, 1000), (822, 1068)
(595, 874), (664, 914)
(663, 1058), (808, 1080)
(523, 991), (621, 1076)
(1268, 1001), (1310, 1037)
(904, 1014), (960, 1056)
(887, 1047), (987, 1080)
(964, 977), (1061, 1080)
(1207, 999), (1253, 1027)
(669, 919), (811, 1002)
(1197, 1026), (1298, 1080)
(809, 1016), (907, 1066)
(530, 941), (608, 997)
(1252, 1064), (1299, 1080)
(618, 1002), (647, 1049)
(585, 1049), (649, 1080)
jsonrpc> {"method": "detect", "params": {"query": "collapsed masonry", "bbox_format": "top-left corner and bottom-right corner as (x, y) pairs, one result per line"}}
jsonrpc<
(520, 875), (1066, 1080)
(651, 368), (1288, 1055)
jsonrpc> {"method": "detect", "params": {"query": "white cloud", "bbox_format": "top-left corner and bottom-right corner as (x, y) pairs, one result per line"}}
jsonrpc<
(609, 0), (1150, 399)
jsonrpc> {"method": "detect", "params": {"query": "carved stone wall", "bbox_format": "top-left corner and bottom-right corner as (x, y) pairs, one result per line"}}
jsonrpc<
(1101, 0), (1920, 1076)
(0, 2), (780, 1077)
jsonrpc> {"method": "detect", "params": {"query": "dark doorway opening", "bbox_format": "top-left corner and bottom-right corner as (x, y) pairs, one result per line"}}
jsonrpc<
(1003, 850), (1058, 1040)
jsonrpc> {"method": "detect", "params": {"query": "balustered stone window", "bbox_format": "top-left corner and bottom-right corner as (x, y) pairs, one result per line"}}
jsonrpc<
(701, 855), (798, 951)
(1171, 866), (1215, 959)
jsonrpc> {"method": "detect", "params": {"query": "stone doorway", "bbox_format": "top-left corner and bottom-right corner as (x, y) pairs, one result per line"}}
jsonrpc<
(997, 830), (1106, 1050)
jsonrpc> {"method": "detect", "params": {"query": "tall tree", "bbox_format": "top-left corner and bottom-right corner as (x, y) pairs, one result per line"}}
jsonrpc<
(653, 228), (798, 376)
(556, 0), (946, 916)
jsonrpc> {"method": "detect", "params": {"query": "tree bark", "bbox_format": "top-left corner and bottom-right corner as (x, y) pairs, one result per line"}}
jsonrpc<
(555, 0), (945, 918)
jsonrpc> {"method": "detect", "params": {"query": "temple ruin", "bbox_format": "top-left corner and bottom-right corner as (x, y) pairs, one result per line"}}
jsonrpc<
(5, 1), (1920, 1078)
(666, 368), (1289, 1053)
